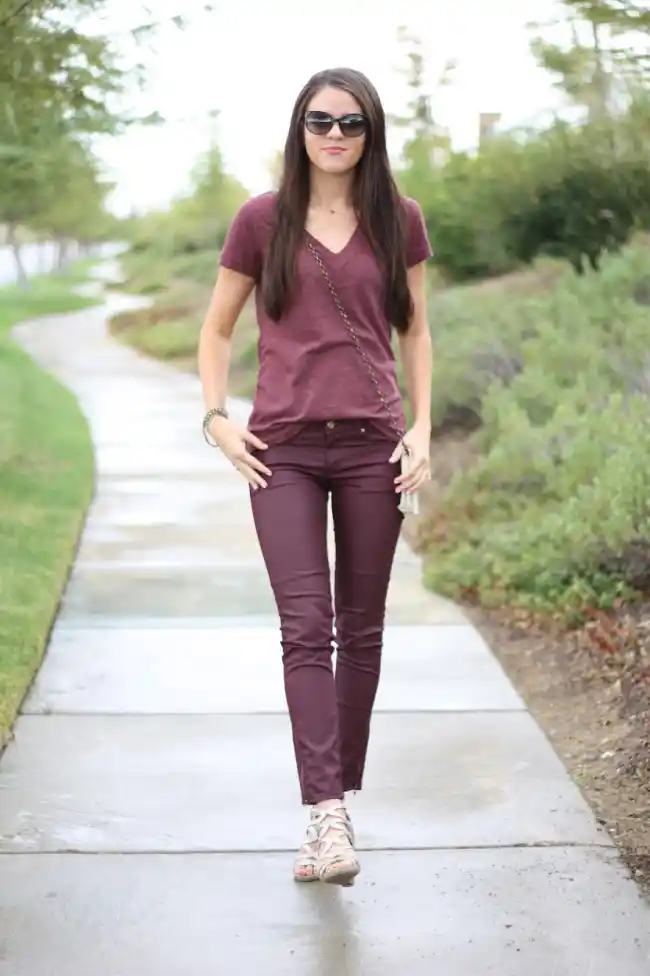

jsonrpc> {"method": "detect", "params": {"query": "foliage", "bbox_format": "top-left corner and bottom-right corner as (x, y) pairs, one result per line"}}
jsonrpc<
(125, 140), (249, 260)
(421, 243), (650, 621)
(0, 1), (126, 128)
(533, 2), (650, 83)
(110, 111), (255, 386)
(0, 0), (211, 266)
(390, 8), (650, 285)
(0, 5), (123, 266)
(392, 25), (454, 177)
(406, 111), (650, 283)
(560, 0), (650, 40)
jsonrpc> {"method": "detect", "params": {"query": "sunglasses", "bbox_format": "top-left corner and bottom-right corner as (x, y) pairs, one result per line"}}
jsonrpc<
(304, 111), (367, 139)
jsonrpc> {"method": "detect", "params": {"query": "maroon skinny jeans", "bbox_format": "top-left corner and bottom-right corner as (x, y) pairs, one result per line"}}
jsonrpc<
(250, 420), (403, 805)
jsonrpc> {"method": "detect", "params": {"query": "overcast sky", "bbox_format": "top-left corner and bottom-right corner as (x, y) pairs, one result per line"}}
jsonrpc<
(92, 0), (570, 215)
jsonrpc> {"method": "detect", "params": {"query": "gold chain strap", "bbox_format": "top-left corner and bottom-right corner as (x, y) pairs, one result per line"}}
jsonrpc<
(305, 238), (408, 452)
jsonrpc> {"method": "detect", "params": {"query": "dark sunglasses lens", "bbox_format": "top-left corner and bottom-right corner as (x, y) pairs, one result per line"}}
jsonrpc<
(339, 115), (367, 137)
(305, 113), (334, 136)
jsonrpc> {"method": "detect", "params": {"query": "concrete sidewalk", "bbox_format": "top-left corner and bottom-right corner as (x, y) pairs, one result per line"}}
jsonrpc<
(1, 269), (649, 974)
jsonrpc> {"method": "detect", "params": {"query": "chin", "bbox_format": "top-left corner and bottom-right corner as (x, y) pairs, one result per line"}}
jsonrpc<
(316, 157), (357, 175)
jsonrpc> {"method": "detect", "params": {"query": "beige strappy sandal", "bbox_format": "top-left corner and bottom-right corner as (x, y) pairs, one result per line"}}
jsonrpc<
(293, 818), (320, 883)
(313, 806), (360, 887)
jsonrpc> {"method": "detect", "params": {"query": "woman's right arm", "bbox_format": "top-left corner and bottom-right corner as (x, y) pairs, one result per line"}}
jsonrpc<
(198, 266), (252, 415)
(197, 267), (271, 489)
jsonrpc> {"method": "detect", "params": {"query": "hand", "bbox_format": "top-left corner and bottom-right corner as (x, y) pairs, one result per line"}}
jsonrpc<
(389, 424), (431, 494)
(209, 416), (272, 490)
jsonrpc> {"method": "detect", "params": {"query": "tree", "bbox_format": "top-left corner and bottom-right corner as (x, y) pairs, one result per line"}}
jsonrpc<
(172, 139), (249, 251)
(0, 3), (131, 134)
(29, 136), (116, 265)
(530, 6), (616, 122)
(0, 0), (214, 279)
(530, 38), (613, 121)
(531, 0), (650, 96)
(503, 155), (649, 273)
(391, 26), (455, 199)
(126, 119), (251, 261)
(561, 0), (650, 34)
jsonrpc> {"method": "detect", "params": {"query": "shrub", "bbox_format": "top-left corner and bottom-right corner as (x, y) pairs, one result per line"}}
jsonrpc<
(503, 158), (650, 274)
(423, 243), (650, 621)
(417, 116), (650, 284)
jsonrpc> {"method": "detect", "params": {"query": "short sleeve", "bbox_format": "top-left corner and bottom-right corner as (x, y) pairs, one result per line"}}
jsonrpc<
(404, 198), (433, 268)
(219, 200), (263, 281)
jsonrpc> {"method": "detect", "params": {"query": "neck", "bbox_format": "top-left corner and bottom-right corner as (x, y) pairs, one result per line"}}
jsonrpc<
(309, 168), (354, 212)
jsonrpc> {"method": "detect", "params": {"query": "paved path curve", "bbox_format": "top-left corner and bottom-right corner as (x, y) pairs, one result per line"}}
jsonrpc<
(1, 264), (649, 974)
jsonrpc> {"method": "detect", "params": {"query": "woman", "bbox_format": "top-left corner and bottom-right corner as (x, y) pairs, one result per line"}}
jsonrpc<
(198, 66), (433, 887)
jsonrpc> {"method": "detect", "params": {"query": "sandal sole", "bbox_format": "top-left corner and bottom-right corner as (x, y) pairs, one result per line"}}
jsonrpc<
(320, 863), (360, 887)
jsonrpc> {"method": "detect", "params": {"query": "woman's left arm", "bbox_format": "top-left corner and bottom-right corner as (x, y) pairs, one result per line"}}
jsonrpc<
(390, 260), (433, 493)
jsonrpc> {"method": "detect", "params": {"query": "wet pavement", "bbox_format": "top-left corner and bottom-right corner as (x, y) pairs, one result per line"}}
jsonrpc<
(1, 264), (649, 974)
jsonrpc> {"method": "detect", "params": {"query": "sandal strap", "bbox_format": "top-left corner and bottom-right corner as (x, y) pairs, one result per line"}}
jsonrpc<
(295, 820), (319, 866)
(312, 808), (356, 864)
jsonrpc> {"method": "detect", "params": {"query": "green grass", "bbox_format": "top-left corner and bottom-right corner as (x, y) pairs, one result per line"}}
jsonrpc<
(0, 266), (99, 747)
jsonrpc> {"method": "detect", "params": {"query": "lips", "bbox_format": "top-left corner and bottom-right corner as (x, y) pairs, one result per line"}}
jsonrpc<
(323, 147), (345, 155)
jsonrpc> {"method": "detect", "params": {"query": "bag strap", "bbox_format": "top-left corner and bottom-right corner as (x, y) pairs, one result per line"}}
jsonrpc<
(305, 237), (407, 448)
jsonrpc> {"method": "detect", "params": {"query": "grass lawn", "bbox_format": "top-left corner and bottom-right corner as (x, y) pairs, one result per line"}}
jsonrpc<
(0, 266), (99, 748)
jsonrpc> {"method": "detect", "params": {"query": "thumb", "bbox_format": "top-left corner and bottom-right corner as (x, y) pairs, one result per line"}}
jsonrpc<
(242, 429), (268, 451)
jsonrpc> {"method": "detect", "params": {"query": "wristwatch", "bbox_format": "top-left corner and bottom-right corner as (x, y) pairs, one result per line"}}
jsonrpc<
(202, 406), (228, 447)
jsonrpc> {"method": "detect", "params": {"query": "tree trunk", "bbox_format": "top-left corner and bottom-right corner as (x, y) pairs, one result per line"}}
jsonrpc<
(7, 224), (28, 288)
(589, 18), (609, 123)
(57, 239), (69, 270)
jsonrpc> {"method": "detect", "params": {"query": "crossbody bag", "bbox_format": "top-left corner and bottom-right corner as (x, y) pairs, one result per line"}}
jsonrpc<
(305, 238), (419, 516)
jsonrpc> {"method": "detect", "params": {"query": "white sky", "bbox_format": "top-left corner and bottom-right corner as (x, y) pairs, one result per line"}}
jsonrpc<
(92, 0), (571, 215)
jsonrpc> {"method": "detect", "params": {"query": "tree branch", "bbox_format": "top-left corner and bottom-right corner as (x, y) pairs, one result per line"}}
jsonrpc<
(0, 0), (35, 29)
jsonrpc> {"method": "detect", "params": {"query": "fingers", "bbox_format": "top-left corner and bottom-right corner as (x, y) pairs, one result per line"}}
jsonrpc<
(242, 429), (268, 451)
(394, 457), (430, 494)
(240, 450), (272, 478)
(232, 449), (272, 489)
(210, 423), (272, 489)
(233, 459), (268, 489)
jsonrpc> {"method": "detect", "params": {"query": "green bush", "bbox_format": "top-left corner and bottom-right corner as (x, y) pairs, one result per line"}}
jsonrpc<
(423, 243), (650, 621)
(417, 117), (650, 284)
(503, 157), (650, 274)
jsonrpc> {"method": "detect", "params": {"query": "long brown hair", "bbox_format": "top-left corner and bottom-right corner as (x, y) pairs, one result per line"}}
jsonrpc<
(262, 67), (413, 333)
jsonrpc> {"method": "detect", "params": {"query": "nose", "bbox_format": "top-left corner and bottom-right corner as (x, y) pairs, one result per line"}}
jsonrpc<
(328, 122), (345, 139)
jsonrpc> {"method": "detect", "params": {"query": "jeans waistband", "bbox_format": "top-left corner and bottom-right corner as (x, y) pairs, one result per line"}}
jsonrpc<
(285, 419), (394, 446)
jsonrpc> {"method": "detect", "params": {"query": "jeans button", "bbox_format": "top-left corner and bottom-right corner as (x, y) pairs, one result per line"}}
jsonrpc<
(326, 420), (336, 429)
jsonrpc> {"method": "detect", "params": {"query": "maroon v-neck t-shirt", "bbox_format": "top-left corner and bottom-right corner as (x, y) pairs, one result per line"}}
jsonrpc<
(219, 191), (433, 445)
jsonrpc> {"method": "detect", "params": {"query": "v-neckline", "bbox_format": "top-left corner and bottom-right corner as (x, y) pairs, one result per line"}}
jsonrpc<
(305, 224), (359, 258)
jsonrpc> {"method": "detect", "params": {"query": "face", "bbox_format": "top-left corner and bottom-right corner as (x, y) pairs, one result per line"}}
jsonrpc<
(303, 85), (367, 175)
